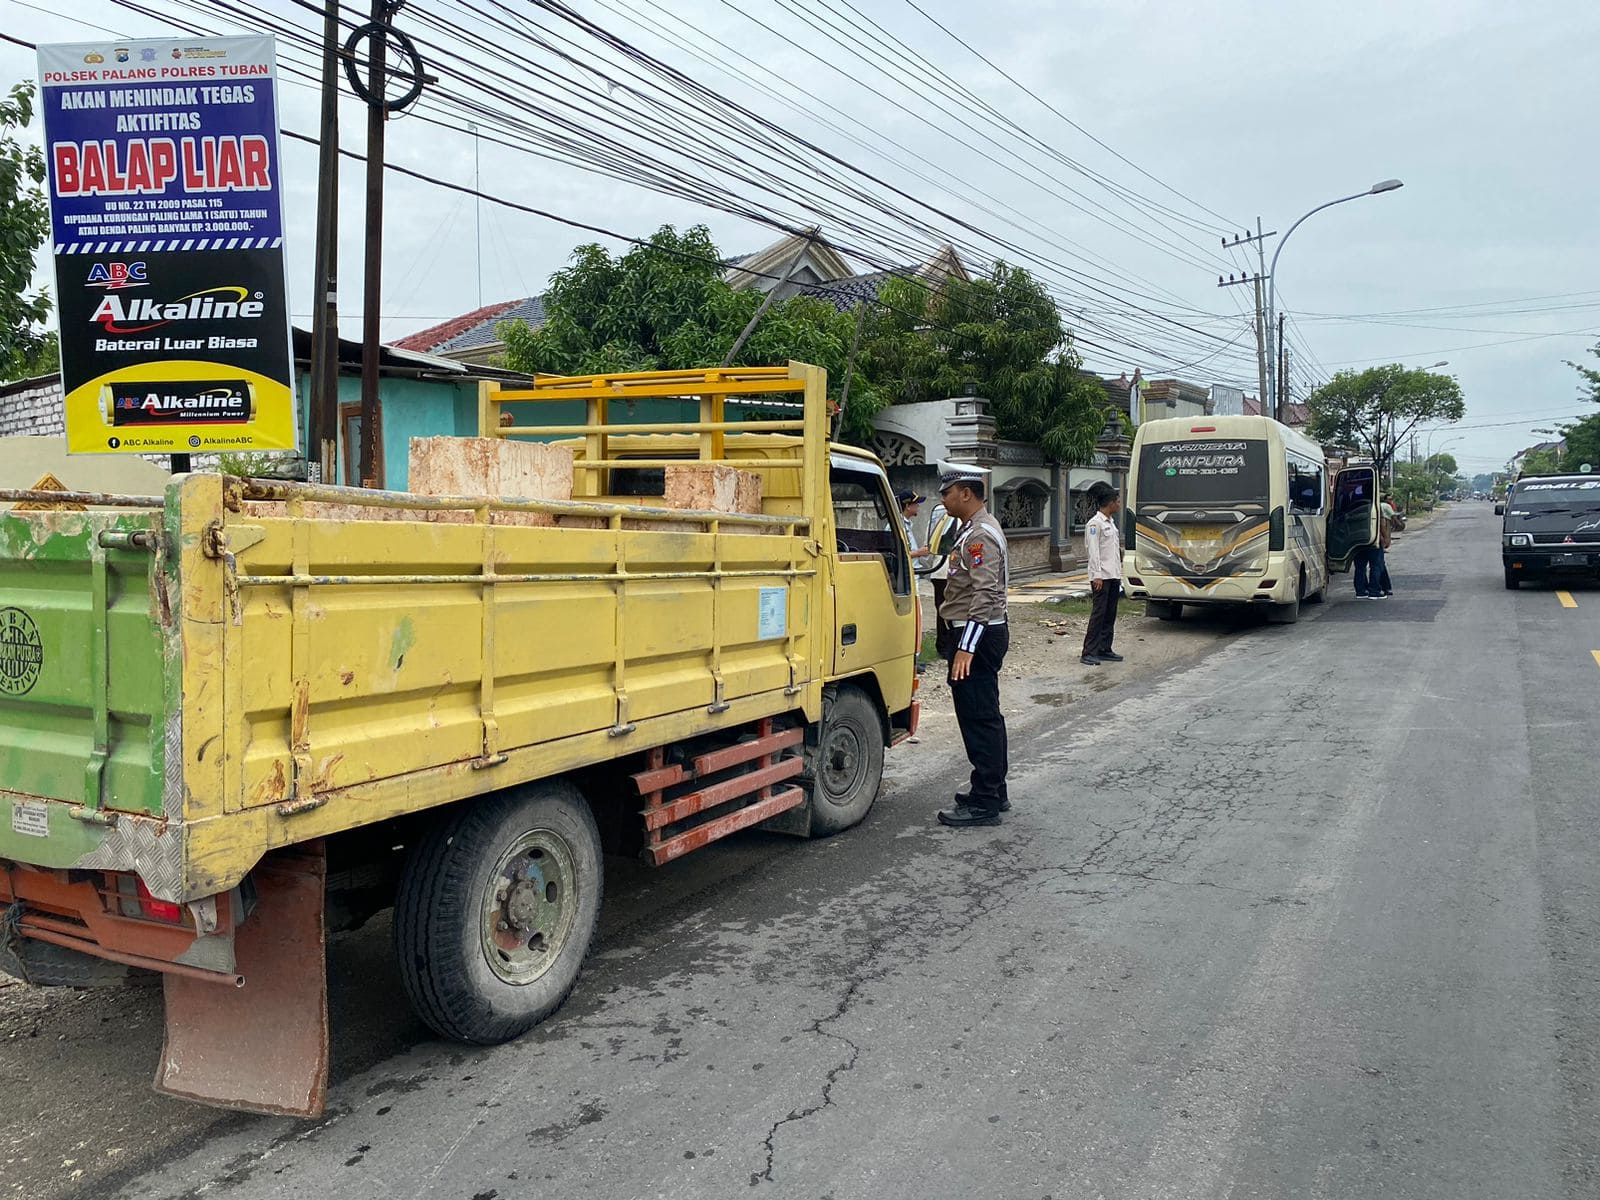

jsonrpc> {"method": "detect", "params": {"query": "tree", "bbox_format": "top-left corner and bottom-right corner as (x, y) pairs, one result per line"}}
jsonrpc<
(1, 81), (53, 382)
(1557, 412), (1600, 471)
(859, 264), (1108, 463)
(498, 225), (884, 438)
(1566, 339), (1600, 405)
(1519, 446), (1563, 476)
(1305, 364), (1465, 469)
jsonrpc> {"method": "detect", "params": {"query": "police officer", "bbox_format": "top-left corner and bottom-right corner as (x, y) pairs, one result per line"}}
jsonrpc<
(934, 464), (1011, 828)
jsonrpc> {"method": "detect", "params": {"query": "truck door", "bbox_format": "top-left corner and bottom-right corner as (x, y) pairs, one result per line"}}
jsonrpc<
(1328, 465), (1379, 571)
(827, 458), (916, 691)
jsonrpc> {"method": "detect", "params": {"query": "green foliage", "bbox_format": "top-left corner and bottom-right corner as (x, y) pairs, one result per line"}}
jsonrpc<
(501, 227), (1108, 461)
(498, 225), (884, 438)
(1566, 340), (1600, 404)
(1557, 411), (1600, 472)
(1519, 446), (1563, 476)
(1305, 364), (1465, 468)
(858, 264), (1107, 463)
(1, 82), (53, 383)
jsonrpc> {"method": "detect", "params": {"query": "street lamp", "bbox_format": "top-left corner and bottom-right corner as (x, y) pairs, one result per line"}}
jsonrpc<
(1266, 179), (1405, 422)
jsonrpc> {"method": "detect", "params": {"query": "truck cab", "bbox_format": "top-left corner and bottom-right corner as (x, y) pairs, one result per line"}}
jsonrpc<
(1501, 473), (1600, 588)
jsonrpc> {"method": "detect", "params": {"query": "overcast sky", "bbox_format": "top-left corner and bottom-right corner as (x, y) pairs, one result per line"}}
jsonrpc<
(6, 0), (1598, 476)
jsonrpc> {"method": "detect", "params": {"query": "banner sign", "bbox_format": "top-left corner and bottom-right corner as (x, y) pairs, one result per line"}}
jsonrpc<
(38, 36), (296, 455)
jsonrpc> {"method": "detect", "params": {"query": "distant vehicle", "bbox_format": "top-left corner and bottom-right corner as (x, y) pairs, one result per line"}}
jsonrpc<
(1122, 415), (1378, 624)
(1502, 474), (1600, 588)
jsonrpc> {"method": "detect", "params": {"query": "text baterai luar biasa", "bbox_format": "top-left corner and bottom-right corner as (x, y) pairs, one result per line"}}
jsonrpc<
(37, 35), (295, 455)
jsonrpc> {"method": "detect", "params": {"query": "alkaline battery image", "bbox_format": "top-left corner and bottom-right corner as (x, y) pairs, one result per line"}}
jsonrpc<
(100, 380), (257, 425)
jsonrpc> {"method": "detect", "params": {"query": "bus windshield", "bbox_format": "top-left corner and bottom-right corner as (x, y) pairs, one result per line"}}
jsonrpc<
(1137, 438), (1270, 506)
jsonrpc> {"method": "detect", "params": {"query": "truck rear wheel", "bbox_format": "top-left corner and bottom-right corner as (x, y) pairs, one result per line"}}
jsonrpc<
(805, 686), (885, 837)
(394, 780), (603, 1045)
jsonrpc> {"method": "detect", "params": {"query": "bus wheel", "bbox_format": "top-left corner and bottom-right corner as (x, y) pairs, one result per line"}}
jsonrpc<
(1146, 599), (1182, 621)
(805, 685), (885, 837)
(1268, 596), (1301, 624)
(394, 780), (603, 1044)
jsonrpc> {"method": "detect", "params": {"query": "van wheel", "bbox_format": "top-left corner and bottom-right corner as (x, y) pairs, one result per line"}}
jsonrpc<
(1147, 599), (1182, 621)
(394, 780), (602, 1044)
(804, 686), (885, 837)
(1268, 596), (1300, 624)
(1504, 570), (1520, 590)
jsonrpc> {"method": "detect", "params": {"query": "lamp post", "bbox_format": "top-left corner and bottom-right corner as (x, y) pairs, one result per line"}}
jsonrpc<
(1266, 178), (1404, 422)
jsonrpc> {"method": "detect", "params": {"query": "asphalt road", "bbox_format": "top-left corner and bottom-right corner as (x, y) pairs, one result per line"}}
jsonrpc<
(51, 504), (1600, 1197)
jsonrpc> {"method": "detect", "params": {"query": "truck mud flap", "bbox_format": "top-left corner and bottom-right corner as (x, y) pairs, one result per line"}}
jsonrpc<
(156, 844), (329, 1117)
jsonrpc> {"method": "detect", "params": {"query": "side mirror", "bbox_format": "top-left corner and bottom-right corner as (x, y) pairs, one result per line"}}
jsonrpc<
(1494, 502), (1504, 515)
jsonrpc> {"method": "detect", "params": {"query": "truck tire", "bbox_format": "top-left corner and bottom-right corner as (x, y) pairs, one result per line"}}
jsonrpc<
(1146, 599), (1182, 621)
(394, 780), (603, 1045)
(804, 686), (885, 837)
(1504, 569), (1520, 590)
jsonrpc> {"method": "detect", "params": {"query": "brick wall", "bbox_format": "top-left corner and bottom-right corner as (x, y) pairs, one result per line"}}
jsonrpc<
(0, 376), (67, 439)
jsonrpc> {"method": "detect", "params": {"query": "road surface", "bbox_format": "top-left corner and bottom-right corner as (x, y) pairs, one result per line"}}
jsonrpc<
(28, 503), (1600, 1198)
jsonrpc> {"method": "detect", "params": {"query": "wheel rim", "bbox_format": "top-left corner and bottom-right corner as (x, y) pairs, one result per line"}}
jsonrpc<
(479, 829), (580, 985)
(818, 718), (867, 807)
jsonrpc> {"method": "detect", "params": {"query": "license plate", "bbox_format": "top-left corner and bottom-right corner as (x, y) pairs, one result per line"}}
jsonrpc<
(10, 800), (48, 838)
(1551, 552), (1587, 566)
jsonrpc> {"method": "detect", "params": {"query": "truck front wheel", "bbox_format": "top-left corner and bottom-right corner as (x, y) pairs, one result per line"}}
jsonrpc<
(394, 780), (603, 1044)
(805, 686), (885, 837)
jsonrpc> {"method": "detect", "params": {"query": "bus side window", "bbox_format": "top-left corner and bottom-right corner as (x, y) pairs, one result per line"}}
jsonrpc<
(1288, 456), (1324, 515)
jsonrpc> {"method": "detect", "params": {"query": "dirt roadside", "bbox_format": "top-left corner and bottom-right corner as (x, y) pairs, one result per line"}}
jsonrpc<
(0, 593), (1251, 1200)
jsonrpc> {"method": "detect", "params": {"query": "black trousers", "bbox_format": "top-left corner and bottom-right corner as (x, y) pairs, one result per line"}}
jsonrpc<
(932, 578), (953, 658)
(1083, 579), (1121, 656)
(949, 623), (1009, 812)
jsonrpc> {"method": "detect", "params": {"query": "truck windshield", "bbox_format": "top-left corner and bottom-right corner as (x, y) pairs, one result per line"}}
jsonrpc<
(1510, 479), (1600, 509)
(1137, 438), (1270, 506)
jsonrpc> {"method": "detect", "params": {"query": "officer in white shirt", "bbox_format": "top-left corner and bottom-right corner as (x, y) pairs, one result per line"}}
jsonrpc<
(1081, 484), (1124, 666)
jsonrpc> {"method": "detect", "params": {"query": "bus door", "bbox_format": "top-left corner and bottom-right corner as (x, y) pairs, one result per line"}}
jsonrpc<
(1328, 466), (1379, 571)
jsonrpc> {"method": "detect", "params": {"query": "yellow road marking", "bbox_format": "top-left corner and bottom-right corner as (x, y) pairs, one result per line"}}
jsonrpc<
(1557, 590), (1578, 609)
(1591, 651), (1600, 671)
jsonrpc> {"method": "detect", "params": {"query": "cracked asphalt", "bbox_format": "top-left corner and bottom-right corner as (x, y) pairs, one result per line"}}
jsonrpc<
(48, 504), (1600, 1196)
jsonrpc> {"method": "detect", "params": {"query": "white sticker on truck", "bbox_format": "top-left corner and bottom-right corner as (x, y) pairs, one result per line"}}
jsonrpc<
(758, 587), (787, 640)
(10, 800), (48, 838)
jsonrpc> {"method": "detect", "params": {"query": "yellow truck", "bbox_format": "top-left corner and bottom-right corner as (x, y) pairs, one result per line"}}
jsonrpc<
(0, 364), (919, 1116)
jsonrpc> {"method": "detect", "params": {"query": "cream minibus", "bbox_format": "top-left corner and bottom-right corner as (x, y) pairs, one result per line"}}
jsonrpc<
(1122, 415), (1378, 623)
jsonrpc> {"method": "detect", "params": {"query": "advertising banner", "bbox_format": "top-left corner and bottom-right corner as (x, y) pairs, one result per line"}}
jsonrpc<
(37, 36), (296, 455)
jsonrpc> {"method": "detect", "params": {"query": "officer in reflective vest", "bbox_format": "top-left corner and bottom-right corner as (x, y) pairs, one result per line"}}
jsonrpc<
(934, 464), (1011, 827)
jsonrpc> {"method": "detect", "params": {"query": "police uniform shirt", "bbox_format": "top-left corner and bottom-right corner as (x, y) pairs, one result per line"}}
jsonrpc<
(1085, 509), (1122, 580)
(939, 507), (1009, 652)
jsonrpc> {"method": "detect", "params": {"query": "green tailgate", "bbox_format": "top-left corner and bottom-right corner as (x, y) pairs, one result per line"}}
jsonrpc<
(0, 510), (172, 854)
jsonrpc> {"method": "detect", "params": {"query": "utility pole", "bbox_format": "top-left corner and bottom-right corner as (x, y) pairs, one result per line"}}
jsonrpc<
(470, 121), (482, 308)
(1218, 219), (1276, 414)
(309, 0), (341, 484)
(1277, 313), (1287, 422)
(345, 1), (427, 488)
(358, 0), (391, 489)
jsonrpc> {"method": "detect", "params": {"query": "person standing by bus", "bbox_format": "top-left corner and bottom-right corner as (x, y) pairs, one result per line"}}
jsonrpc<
(934, 465), (1010, 828)
(1081, 484), (1125, 665)
(925, 496), (959, 659)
